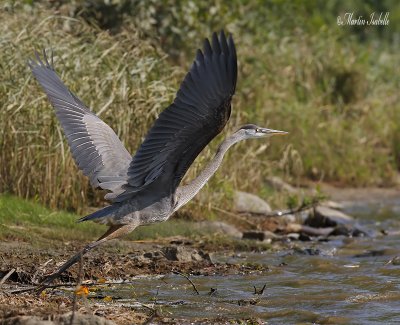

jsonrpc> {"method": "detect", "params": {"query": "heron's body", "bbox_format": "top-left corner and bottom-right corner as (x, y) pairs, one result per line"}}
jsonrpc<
(83, 128), (250, 226)
(28, 31), (287, 290)
(88, 192), (173, 226)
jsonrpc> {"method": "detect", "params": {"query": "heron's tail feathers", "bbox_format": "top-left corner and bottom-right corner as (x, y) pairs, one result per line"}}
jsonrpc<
(78, 205), (118, 223)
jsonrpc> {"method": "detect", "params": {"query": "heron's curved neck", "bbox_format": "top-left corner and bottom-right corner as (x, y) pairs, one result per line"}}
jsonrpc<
(174, 132), (243, 211)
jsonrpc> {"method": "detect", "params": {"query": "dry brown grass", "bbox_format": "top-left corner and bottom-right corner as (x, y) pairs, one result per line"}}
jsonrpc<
(0, 6), (181, 212)
(1, 2), (399, 215)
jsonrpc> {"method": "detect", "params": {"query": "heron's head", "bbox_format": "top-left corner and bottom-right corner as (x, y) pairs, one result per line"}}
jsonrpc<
(237, 124), (288, 139)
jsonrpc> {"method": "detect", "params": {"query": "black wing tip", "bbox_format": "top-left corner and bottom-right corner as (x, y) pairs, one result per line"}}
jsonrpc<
(195, 48), (204, 58)
(226, 32), (237, 91)
(219, 30), (227, 46)
(211, 32), (221, 55)
(196, 29), (237, 65)
(196, 30), (237, 93)
(201, 30), (236, 58)
(203, 37), (212, 56)
(28, 48), (55, 70)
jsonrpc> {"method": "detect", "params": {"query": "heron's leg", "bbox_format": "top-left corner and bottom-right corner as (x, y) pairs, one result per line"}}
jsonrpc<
(36, 224), (137, 293)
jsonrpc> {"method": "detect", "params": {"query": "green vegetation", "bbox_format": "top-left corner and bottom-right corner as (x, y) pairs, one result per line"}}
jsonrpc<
(0, 1), (399, 214)
(0, 194), (103, 242)
(0, 194), (208, 244)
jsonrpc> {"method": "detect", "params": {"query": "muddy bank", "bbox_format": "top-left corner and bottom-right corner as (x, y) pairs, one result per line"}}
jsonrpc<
(0, 238), (271, 286)
(0, 236), (272, 324)
(1, 187), (399, 324)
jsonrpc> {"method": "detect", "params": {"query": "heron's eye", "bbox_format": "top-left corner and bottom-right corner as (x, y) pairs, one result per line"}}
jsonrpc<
(255, 128), (259, 132)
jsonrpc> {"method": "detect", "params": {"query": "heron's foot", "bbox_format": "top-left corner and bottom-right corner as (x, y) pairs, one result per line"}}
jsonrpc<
(34, 272), (59, 295)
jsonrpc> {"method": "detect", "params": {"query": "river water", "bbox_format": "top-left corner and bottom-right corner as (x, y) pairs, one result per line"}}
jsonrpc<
(103, 200), (400, 324)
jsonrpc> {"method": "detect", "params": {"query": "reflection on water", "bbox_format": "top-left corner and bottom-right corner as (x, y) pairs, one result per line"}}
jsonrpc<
(103, 202), (400, 323)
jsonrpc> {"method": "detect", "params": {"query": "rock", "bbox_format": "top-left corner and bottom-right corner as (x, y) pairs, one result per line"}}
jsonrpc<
(281, 213), (296, 223)
(302, 225), (334, 236)
(321, 200), (344, 210)
(296, 248), (323, 255)
(161, 246), (210, 262)
(196, 221), (242, 238)
(3, 313), (116, 325)
(142, 250), (164, 260)
(266, 176), (297, 193)
(330, 225), (367, 237)
(234, 191), (272, 214)
(291, 247), (336, 256)
(305, 206), (354, 228)
(242, 230), (277, 241)
(284, 223), (302, 233)
(286, 233), (300, 240)
(140, 246), (211, 263)
(298, 208), (313, 223)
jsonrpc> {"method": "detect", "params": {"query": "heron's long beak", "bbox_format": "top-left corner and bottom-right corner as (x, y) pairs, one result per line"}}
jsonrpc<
(262, 128), (288, 136)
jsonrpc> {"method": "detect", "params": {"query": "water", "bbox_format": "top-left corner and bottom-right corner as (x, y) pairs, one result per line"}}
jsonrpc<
(101, 201), (400, 324)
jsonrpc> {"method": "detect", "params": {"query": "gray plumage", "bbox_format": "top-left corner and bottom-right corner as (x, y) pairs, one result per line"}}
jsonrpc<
(29, 31), (236, 207)
(29, 31), (286, 289)
(115, 31), (237, 202)
(28, 51), (131, 197)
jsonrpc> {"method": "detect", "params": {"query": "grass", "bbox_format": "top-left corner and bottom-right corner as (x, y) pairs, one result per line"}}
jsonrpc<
(0, 194), (278, 255)
(0, 194), (210, 245)
(0, 1), (399, 214)
(0, 4), (181, 212)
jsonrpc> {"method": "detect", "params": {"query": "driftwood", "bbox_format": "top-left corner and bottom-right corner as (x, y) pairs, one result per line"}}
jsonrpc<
(285, 224), (334, 236)
(0, 268), (15, 286)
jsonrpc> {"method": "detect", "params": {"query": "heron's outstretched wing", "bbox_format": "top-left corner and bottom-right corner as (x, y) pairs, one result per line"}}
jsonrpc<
(29, 51), (131, 196)
(113, 31), (237, 202)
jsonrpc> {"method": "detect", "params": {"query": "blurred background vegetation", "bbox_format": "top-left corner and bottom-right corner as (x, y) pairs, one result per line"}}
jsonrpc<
(0, 0), (399, 215)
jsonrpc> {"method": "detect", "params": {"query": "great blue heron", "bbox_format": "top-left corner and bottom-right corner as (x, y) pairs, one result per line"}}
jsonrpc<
(29, 31), (287, 288)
